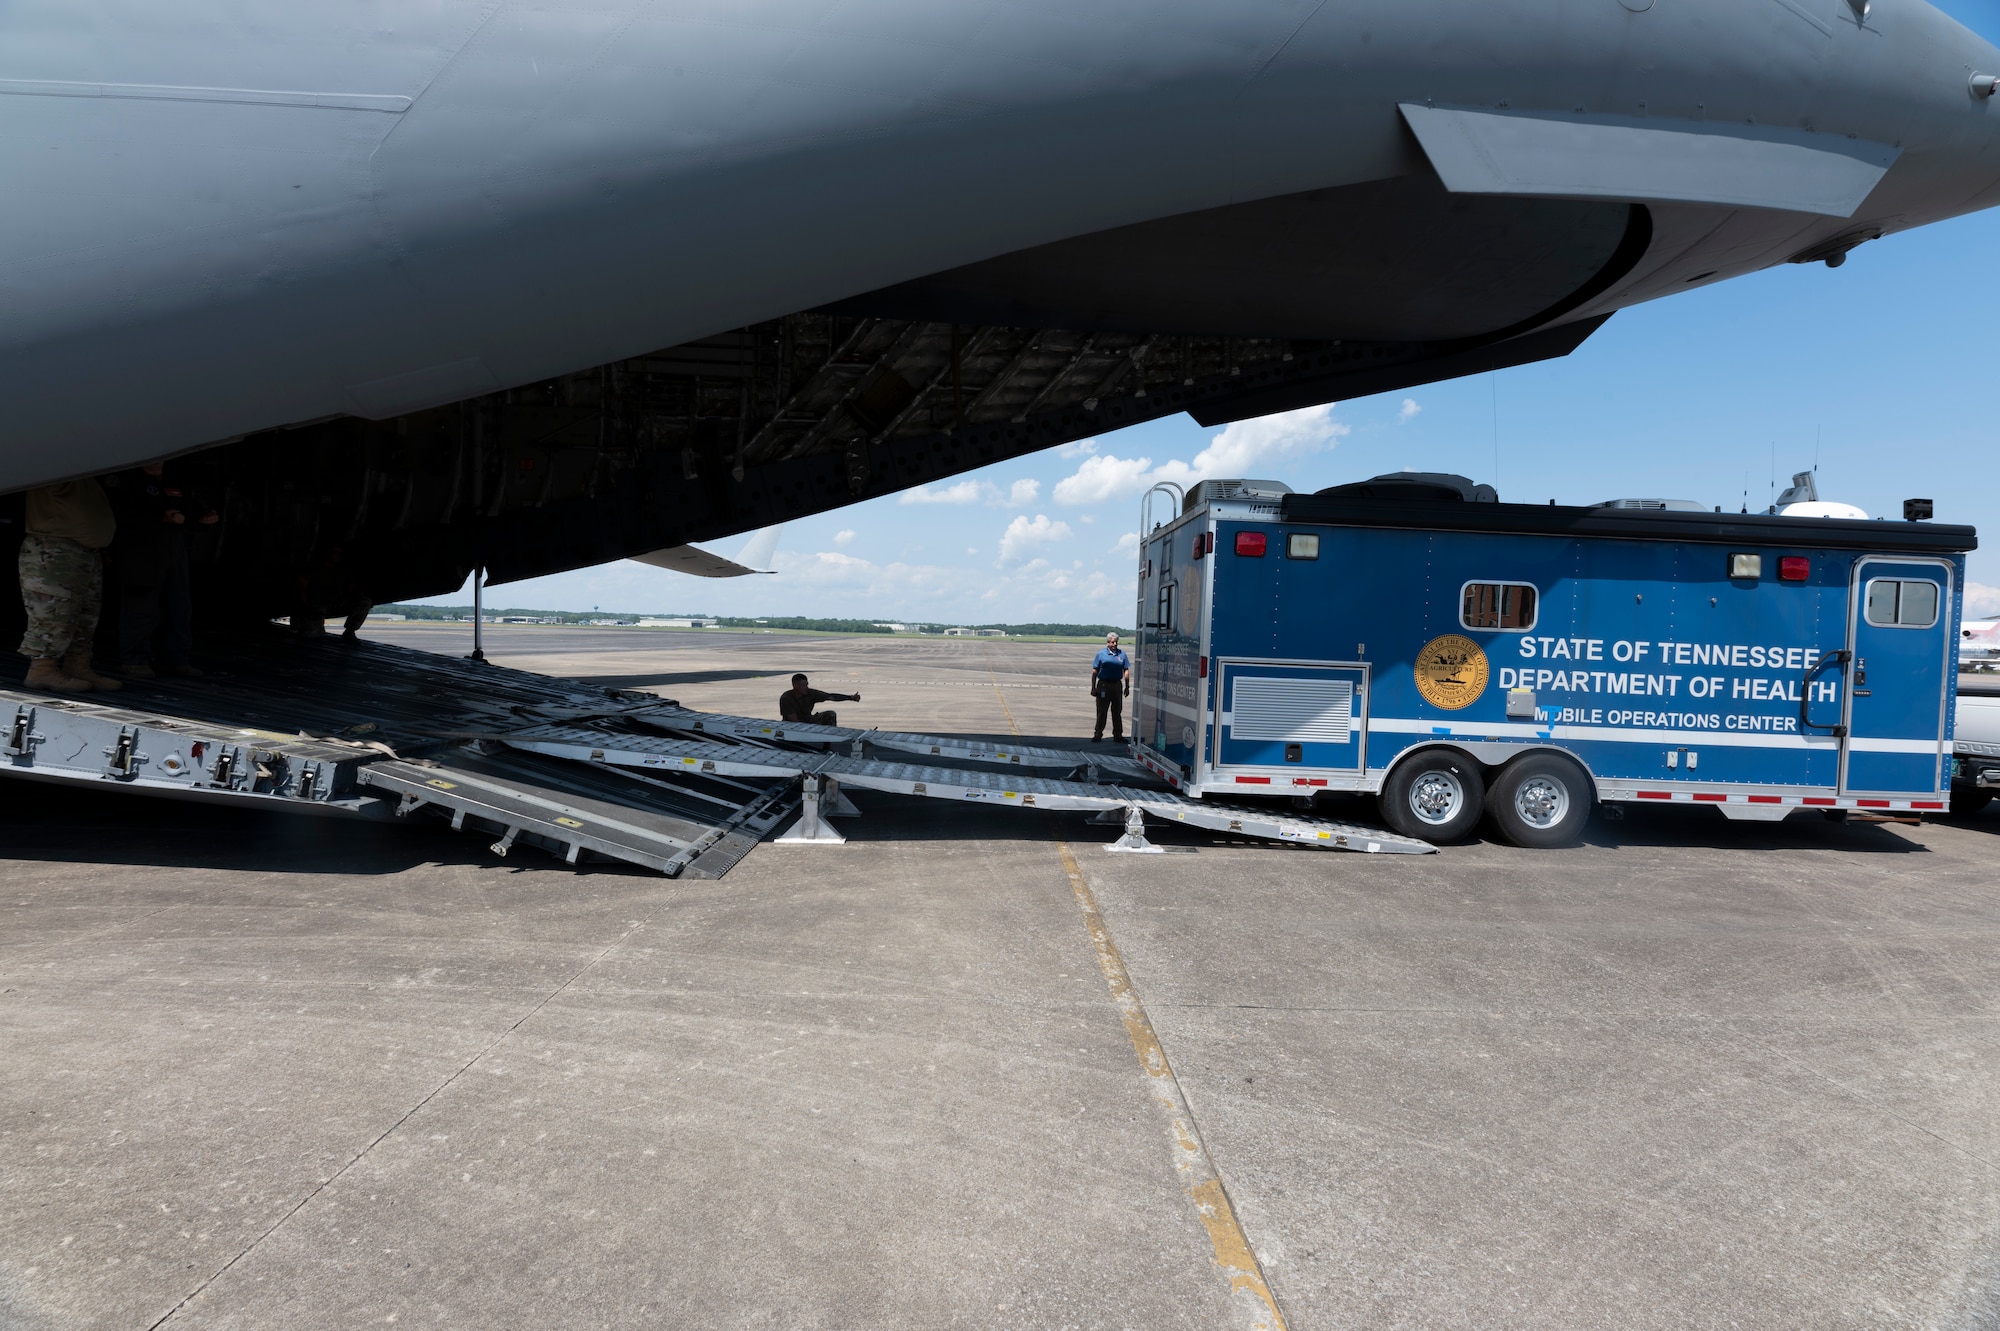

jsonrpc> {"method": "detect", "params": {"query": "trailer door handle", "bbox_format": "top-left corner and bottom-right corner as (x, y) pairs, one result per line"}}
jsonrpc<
(1800, 649), (1850, 739)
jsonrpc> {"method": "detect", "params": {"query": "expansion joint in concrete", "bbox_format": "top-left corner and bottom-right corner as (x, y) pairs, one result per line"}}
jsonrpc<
(143, 917), (654, 1328)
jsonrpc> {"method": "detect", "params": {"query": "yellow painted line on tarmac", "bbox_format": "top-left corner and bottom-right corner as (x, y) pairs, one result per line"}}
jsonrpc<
(981, 648), (1025, 736)
(983, 654), (1285, 1330)
(1058, 841), (1289, 1331)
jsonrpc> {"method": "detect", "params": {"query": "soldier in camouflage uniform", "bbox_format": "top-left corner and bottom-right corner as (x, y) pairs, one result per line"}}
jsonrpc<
(17, 480), (121, 693)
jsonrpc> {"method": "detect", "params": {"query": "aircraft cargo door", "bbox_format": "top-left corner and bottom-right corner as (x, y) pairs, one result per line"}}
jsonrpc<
(1842, 559), (1953, 797)
(1214, 661), (1367, 776)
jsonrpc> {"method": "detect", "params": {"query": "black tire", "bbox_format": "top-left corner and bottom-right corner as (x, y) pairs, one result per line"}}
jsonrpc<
(1380, 750), (1486, 843)
(1487, 752), (1593, 849)
(1949, 787), (1994, 820)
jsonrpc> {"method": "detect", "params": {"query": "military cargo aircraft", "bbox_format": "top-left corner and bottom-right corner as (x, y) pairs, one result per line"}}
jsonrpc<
(3, 0), (1997, 618)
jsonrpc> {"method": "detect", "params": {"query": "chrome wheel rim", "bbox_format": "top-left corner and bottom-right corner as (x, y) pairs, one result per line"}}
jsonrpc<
(1408, 769), (1465, 826)
(1514, 774), (1570, 830)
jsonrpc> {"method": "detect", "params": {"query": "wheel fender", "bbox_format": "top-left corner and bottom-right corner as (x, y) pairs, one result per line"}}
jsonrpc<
(1384, 744), (1485, 781)
(1491, 746), (1600, 806)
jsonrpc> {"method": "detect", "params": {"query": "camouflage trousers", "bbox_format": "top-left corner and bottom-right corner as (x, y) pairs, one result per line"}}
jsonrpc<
(18, 534), (103, 660)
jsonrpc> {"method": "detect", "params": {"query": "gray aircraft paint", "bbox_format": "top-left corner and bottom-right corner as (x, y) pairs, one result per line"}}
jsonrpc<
(1, 0), (1997, 491)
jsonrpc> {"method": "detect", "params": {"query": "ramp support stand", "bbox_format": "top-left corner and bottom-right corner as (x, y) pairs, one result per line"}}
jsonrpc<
(1105, 805), (1161, 854)
(823, 777), (861, 818)
(469, 566), (487, 663)
(777, 774), (847, 844)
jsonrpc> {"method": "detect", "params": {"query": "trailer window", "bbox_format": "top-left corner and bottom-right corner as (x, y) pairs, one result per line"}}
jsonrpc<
(1460, 582), (1537, 632)
(1864, 578), (1938, 628)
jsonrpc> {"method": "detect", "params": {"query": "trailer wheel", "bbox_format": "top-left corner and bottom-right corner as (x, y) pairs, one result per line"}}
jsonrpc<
(1487, 752), (1592, 849)
(1380, 750), (1485, 842)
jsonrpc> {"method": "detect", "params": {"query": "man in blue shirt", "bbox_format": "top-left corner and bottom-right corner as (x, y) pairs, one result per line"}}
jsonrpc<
(1089, 632), (1131, 742)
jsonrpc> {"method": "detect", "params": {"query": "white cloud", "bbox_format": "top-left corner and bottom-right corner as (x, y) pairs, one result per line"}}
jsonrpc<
(1053, 453), (1158, 505)
(1053, 404), (1349, 505)
(1398, 398), (1422, 423)
(900, 479), (986, 505)
(1007, 478), (1040, 506)
(1967, 581), (2000, 616)
(1057, 438), (1100, 459)
(1111, 532), (1140, 556)
(965, 546), (978, 556)
(832, 529), (856, 547)
(998, 513), (1073, 563)
(751, 545), (1128, 620)
(1179, 404), (1350, 479)
(810, 550), (871, 571)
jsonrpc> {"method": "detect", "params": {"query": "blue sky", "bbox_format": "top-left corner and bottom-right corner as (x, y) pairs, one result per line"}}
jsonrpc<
(432, 8), (2000, 625)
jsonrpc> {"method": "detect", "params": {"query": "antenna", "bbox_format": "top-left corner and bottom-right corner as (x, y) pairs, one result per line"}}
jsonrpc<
(1489, 369), (1500, 485)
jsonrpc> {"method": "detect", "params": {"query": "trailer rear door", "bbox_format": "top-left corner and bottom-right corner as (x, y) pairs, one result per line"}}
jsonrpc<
(1213, 660), (1367, 775)
(1842, 558), (1953, 796)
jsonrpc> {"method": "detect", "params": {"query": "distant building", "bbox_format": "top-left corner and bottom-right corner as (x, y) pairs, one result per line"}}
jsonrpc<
(364, 613), (407, 622)
(637, 617), (718, 628)
(873, 623), (910, 633)
(943, 627), (974, 637)
(976, 628), (1007, 637)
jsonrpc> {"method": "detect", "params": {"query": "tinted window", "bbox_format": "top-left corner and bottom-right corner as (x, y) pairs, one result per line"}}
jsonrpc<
(1461, 582), (1537, 631)
(1864, 578), (1940, 628)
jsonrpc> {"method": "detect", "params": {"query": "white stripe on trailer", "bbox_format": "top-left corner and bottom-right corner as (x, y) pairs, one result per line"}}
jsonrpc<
(1371, 716), (1937, 754)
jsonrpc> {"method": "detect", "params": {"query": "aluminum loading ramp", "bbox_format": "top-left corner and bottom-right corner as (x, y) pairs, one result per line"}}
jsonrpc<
(0, 631), (1433, 870)
(491, 724), (1433, 854)
(359, 747), (798, 878)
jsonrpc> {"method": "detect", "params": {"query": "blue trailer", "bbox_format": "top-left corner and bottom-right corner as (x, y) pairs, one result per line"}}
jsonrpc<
(1130, 475), (1976, 847)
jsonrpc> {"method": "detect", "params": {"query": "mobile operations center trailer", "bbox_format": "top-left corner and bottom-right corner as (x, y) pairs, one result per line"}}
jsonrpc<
(1130, 474), (1975, 847)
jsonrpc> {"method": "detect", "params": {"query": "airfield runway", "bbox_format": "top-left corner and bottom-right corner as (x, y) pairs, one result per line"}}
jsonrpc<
(5, 626), (1999, 1329)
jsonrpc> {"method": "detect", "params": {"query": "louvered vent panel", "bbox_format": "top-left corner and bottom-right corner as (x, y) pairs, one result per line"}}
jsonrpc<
(1230, 678), (1353, 742)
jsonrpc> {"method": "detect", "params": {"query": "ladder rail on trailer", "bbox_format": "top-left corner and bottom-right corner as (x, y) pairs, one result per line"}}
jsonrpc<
(0, 632), (1434, 872)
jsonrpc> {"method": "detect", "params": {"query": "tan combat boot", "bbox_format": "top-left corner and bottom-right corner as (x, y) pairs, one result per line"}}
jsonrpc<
(23, 657), (90, 693)
(61, 653), (122, 692)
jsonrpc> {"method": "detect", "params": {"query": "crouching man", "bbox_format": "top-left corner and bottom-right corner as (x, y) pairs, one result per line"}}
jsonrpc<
(780, 673), (860, 727)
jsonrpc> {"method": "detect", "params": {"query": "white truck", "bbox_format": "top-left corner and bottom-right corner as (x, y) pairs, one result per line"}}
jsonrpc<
(1953, 675), (2000, 816)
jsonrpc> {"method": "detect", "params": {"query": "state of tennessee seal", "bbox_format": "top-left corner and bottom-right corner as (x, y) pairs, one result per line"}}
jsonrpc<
(1413, 634), (1489, 710)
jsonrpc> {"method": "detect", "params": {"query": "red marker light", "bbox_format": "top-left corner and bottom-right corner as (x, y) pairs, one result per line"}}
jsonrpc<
(1198, 656), (1208, 678)
(1234, 531), (1267, 557)
(1778, 556), (1809, 582)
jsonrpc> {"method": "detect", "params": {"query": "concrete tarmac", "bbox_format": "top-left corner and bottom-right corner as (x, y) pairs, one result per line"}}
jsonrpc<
(5, 631), (1999, 1328)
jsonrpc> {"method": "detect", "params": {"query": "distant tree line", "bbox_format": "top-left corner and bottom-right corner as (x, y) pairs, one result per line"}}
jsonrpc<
(713, 616), (893, 634)
(973, 622), (1129, 638)
(371, 604), (1131, 636)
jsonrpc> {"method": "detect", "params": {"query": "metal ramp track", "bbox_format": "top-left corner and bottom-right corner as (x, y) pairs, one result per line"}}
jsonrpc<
(627, 704), (1160, 782)
(358, 746), (798, 877)
(495, 725), (1434, 854)
(0, 688), (384, 814)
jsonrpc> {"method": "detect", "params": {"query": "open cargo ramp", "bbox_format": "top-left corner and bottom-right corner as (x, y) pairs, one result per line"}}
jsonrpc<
(0, 632), (1432, 871)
